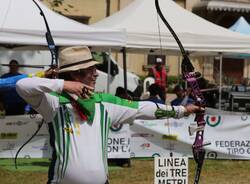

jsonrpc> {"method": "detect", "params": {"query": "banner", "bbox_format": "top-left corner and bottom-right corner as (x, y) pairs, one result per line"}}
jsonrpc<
(1, 113), (250, 159)
(0, 114), (50, 158)
(0, 115), (130, 159)
(131, 114), (250, 159)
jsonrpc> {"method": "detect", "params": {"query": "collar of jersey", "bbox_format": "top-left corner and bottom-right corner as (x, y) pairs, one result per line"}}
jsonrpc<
(51, 92), (102, 122)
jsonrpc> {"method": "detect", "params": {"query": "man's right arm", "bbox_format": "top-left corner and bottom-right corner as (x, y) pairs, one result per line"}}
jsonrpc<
(16, 77), (93, 122)
(16, 77), (64, 122)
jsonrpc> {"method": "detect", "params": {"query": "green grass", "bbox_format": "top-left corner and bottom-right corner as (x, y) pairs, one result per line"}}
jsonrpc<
(1, 158), (250, 184)
(0, 158), (49, 172)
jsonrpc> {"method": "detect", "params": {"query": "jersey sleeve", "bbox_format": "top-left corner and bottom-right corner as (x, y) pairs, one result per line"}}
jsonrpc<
(100, 94), (186, 126)
(16, 77), (64, 122)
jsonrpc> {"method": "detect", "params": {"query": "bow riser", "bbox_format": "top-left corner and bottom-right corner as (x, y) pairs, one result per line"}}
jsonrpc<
(185, 76), (206, 106)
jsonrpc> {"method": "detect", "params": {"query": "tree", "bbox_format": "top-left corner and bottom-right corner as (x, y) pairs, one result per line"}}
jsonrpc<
(41, 0), (73, 14)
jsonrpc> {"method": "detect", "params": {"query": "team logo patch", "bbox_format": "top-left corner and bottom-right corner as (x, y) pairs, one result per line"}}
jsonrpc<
(127, 100), (132, 104)
(206, 115), (221, 127)
(64, 127), (73, 134)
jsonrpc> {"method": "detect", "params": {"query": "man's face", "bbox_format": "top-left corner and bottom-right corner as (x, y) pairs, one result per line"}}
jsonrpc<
(73, 66), (99, 88)
(176, 90), (184, 98)
(9, 63), (19, 74)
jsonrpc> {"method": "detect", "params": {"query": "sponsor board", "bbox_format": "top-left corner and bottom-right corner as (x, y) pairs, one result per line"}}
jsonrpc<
(154, 157), (188, 184)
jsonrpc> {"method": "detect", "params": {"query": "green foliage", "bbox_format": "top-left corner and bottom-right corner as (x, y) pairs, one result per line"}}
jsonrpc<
(50, 0), (64, 7)
(45, 0), (74, 14)
(138, 75), (147, 82)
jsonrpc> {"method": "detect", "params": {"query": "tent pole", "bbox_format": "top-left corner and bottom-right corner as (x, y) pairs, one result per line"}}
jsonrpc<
(177, 56), (180, 84)
(219, 53), (223, 110)
(122, 47), (128, 93)
(107, 48), (111, 93)
(244, 59), (249, 81)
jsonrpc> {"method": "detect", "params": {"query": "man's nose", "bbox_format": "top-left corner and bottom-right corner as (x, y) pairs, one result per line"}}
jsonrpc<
(94, 69), (99, 77)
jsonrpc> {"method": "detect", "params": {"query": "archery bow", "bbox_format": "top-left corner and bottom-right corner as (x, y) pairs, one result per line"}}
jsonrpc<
(14, 0), (58, 169)
(154, 0), (209, 183)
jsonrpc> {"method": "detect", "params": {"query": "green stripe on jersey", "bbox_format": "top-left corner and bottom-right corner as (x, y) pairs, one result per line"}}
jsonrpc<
(96, 93), (138, 109)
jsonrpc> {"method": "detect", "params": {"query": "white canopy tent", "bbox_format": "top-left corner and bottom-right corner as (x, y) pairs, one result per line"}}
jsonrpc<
(0, 0), (127, 94)
(229, 16), (250, 35)
(93, 0), (250, 55)
(93, 0), (250, 109)
(0, 0), (125, 48)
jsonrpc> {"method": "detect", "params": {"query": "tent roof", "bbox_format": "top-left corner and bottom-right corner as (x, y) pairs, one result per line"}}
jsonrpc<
(93, 0), (250, 55)
(229, 16), (250, 35)
(0, 0), (126, 48)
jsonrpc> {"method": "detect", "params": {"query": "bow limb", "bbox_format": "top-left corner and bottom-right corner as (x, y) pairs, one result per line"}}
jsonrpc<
(33, 0), (58, 67)
(155, 1), (208, 183)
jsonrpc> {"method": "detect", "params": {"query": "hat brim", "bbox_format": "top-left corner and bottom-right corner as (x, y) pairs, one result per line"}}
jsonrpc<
(58, 60), (99, 73)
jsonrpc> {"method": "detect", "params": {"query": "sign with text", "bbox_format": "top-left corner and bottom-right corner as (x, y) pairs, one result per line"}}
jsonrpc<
(154, 157), (188, 184)
(108, 124), (131, 158)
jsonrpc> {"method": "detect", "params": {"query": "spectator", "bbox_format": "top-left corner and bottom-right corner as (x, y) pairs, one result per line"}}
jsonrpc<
(0, 60), (27, 115)
(1, 60), (22, 78)
(171, 85), (194, 106)
(115, 86), (133, 100)
(198, 77), (218, 108)
(149, 57), (167, 101)
(145, 83), (165, 104)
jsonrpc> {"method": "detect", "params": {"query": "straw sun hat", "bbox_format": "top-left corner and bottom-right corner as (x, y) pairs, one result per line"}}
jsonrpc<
(58, 46), (99, 73)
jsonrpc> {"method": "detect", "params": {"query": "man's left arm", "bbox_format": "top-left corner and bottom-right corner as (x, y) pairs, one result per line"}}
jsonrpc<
(135, 101), (186, 120)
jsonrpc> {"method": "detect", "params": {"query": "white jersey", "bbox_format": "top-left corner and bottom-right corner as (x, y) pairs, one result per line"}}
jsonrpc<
(16, 77), (186, 184)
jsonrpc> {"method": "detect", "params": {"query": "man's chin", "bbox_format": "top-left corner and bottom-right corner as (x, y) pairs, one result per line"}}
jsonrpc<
(91, 83), (96, 89)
